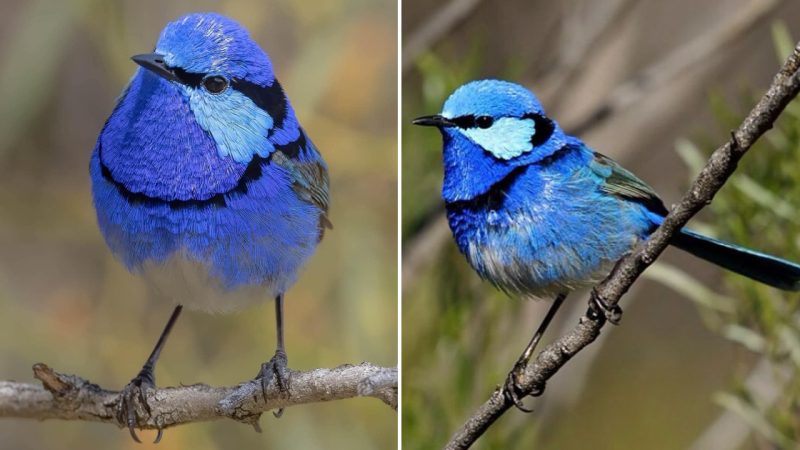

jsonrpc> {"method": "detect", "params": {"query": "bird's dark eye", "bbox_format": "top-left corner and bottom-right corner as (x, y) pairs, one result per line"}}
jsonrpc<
(202, 76), (229, 94)
(476, 116), (494, 129)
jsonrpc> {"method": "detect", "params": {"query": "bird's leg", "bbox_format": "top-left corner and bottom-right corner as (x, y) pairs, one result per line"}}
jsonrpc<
(255, 294), (291, 418)
(117, 305), (183, 444)
(587, 258), (625, 324)
(503, 294), (566, 412)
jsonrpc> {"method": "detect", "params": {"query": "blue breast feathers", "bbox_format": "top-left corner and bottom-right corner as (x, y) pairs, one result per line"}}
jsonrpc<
(90, 136), (325, 295)
(445, 142), (658, 296)
(99, 70), (250, 201)
(440, 125), (567, 202)
(99, 69), (301, 201)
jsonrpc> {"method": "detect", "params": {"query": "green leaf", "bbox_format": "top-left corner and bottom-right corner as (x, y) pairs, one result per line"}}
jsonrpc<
(770, 22), (794, 63)
(721, 325), (767, 353)
(714, 391), (796, 448)
(643, 262), (735, 313)
(675, 138), (708, 175)
(733, 175), (799, 224)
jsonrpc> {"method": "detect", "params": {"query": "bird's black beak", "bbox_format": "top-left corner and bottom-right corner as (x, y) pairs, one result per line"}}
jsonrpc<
(131, 53), (180, 83)
(412, 115), (456, 128)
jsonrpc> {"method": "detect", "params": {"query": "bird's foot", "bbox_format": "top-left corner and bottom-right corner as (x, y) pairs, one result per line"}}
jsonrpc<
(588, 294), (623, 325)
(501, 360), (544, 413)
(255, 349), (291, 418)
(116, 365), (163, 443)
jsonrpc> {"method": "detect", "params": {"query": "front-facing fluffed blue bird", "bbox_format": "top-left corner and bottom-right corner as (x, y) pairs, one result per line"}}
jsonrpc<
(413, 79), (800, 410)
(90, 13), (329, 441)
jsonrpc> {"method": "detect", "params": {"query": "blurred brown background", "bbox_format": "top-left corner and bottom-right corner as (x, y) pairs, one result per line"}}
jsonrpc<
(0, 0), (397, 449)
(403, 0), (800, 449)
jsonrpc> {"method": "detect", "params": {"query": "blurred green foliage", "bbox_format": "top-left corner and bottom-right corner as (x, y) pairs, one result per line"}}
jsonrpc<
(0, 1), (396, 449)
(665, 23), (800, 449)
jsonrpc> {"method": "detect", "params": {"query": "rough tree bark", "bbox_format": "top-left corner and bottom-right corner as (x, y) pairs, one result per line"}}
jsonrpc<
(444, 39), (800, 450)
(0, 362), (396, 433)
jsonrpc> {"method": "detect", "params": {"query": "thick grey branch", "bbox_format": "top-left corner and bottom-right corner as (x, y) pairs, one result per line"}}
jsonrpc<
(445, 40), (800, 450)
(0, 362), (397, 431)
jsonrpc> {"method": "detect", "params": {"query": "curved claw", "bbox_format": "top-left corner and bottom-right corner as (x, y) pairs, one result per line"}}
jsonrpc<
(258, 379), (286, 418)
(589, 295), (623, 325)
(120, 389), (143, 443)
(117, 385), (143, 443)
(116, 370), (160, 444)
(505, 388), (533, 413)
(502, 368), (534, 413)
(256, 349), (291, 419)
(501, 361), (549, 412)
(128, 424), (142, 444)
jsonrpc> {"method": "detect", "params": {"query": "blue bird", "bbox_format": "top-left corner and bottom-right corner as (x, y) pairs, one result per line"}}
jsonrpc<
(90, 13), (329, 440)
(413, 79), (800, 409)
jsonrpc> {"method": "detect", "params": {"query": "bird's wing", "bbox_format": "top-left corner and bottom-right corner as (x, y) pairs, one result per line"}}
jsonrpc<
(271, 133), (332, 239)
(590, 151), (669, 216)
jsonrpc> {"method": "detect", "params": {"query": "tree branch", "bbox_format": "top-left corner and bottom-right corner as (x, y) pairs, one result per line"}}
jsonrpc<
(444, 39), (800, 450)
(0, 362), (397, 432)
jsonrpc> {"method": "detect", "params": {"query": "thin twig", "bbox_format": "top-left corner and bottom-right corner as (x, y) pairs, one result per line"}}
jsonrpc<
(0, 362), (397, 432)
(444, 39), (800, 450)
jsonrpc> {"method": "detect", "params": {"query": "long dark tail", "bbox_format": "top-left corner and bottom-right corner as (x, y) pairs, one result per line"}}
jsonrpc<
(670, 229), (800, 291)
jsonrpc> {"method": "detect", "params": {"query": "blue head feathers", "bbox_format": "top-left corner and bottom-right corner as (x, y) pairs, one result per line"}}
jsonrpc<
(414, 79), (567, 202)
(99, 12), (300, 202)
(155, 13), (275, 85)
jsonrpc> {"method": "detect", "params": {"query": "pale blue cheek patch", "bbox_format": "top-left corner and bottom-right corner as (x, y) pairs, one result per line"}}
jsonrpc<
(189, 88), (274, 163)
(461, 117), (535, 160)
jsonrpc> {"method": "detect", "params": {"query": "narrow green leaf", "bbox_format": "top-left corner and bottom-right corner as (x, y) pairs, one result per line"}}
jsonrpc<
(771, 22), (794, 63)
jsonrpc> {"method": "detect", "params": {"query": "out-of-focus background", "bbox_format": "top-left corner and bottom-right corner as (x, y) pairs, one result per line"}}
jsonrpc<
(403, 1), (800, 449)
(0, 0), (396, 449)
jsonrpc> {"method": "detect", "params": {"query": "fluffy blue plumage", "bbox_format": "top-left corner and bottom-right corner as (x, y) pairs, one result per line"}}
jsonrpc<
(417, 79), (800, 297)
(446, 138), (658, 296)
(89, 13), (332, 437)
(91, 13), (329, 312)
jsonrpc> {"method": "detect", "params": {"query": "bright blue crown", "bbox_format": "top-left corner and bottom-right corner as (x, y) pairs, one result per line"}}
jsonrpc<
(442, 79), (546, 119)
(156, 13), (274, 85)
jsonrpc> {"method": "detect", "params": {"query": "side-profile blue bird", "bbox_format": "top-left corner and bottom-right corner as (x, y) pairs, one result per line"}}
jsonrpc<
(91, 13), (329, 440)
(413, 79), (800, 409)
